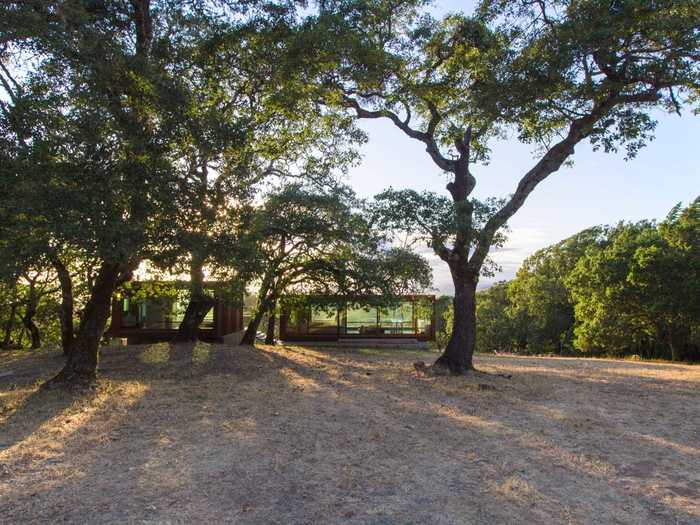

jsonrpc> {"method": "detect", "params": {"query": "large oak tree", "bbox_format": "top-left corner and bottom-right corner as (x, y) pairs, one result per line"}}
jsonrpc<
(153, 7), (362, 341)
(310, 0), (700, 373)
(0, 1), (267, 385)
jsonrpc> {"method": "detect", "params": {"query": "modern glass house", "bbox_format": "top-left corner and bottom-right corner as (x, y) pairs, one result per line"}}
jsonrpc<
(106, 283), (244, 343)
(279, 295), (436, 342)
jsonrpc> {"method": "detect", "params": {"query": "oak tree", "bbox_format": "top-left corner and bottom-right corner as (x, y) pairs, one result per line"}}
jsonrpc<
(314, 0), (700, 372)
(240, 183), (432, 344)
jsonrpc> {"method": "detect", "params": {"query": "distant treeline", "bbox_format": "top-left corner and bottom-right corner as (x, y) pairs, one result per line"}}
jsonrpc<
(437, 198), (700, 362)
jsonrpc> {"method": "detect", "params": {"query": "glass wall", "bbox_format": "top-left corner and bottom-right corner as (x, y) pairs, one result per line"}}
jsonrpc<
(344, 305), (378, 335)
(282, 297), (434, 339)
(284, 306), (308, 336)
(309, 306), (338, 335)
(121, 291), (214, 330)
(414, 297), (434, 337)
(242, 293), (258, 329)
(379, 302), (414, 335)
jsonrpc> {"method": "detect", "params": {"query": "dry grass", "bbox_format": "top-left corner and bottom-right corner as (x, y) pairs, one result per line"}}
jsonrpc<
(1, 343), (698, 524)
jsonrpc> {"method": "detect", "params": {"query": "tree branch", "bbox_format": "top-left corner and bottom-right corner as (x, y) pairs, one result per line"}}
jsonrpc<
(469, 93), (633, 269)
(431, 236), (452, 263)
(0, 61), (21, 102)
(342, 94), (455, 172)
(129, 0), (153, 57)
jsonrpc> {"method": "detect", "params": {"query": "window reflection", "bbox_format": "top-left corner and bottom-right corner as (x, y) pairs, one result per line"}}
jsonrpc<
(345, 305), (377, 335)
(309, 306), (338, 334)
(282, 297), (434, 339)
(379, 302), (414, 335)
(121, 291), (214, 330)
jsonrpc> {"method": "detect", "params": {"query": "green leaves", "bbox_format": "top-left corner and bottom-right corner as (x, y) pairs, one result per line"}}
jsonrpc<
(566, 200), (700, 359)
(243, 182), (432, 309)
(459, 199), (700, 360)
(371, 188), (507, 274)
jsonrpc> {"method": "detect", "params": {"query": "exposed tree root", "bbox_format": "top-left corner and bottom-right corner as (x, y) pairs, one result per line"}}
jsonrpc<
(41, 369), (97, 392)
(413, 361), (465, 377)
(473, 369), (513, 379)
(413, 361), (512, 380)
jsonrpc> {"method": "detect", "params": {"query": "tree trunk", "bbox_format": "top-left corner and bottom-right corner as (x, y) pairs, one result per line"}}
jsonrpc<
(22, 313), (41, 349)
(240, 275), (274, 346)
(45, 262), (124, 388)
(265, 301), (276, 345)
(434, 272), (477, 374)
(241, 308), (265, 346)
(174, 297), (215, 341)
(21, 279), (41, 350)
(174, 257), (214, 342)
(667, 330), (685, 362)
(51, 256), (74, 355)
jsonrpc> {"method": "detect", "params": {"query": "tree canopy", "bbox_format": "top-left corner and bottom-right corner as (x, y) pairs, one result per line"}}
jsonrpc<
(0, 0), (697, 386)
(240, 182), (433, 344)
(306, 0), (700, 372)
(457, 199), (700, 361)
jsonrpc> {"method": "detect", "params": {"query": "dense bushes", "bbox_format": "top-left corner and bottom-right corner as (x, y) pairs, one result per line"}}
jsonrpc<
(437, 199), (700, 361)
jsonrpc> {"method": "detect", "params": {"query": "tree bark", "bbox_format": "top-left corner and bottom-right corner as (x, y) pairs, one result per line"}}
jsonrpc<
(669, 341), (682, 362)
(240, 275), (275, 346)
(666, 326), (688, 362)
(265, 301), (276, 345)
(45, 262), (125, 387)
(434, 271), (477, 374)
(241, 307), (266, 346)
(22, 313), (41, 349)
(174, 297), (215, 341)
(51, 256), (74, 355)
(174, 257), (214, 342)
(1, 306), (17, 349)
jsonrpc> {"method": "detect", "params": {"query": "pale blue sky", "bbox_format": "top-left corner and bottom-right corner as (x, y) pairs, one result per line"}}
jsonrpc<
(348, 115), (699, 294)
(340, 2), (699, 294)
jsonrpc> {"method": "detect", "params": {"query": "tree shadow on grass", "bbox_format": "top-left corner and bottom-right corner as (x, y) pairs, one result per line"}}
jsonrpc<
(2, 343), (699, 524)
(0, 382), (95, 456)
(0, 348), (82, 453)
(0, 342), (278, 446)
(98, 341), (289, 383)
(263, 345), (700, 524)
(1, 342), (313, 523)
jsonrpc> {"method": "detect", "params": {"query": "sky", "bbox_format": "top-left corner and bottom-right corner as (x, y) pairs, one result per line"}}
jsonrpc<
(338, 2), (699, 295)
(5, 1), (697, 295)
(347, 114), (699, 294)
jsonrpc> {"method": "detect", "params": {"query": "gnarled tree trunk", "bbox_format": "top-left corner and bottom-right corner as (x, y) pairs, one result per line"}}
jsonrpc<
(434, 270), (477, 374)
(21, 277), (41, 349)
(46, 262), (127, 387)
(1, 282), (19, 350)
(175, 297), (215, 341)
(240, 275), (274, 346)
(51, 256), (74, 355)
(175, 257), (214, 342)
(665, 325), (689, 362)
(265, 300), (276, 345)
(1, 305), (17, 349)
(241, 307), (266, 346)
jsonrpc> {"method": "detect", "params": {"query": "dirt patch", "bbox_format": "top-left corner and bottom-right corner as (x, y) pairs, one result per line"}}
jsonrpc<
(1, 344), (698, 524)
